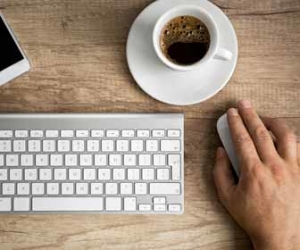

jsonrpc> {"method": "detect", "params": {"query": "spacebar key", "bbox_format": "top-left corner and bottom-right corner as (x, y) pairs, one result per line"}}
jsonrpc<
(33, 197), (103, 211)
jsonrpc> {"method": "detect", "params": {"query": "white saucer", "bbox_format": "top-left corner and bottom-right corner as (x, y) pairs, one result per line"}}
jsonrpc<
(126, 0), (238, 106)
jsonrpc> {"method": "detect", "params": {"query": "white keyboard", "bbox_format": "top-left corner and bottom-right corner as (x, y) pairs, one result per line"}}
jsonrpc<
(0, 114), (184, 214)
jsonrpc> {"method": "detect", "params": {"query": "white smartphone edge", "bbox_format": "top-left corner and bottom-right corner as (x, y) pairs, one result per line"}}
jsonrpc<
(0, 12), (31, 86)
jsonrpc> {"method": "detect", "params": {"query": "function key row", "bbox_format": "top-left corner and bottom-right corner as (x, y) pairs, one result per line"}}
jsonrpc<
(0, 130), (181, 138)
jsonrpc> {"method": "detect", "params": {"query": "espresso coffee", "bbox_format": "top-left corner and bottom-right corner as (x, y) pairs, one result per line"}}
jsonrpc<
(160, 15), (210, 65)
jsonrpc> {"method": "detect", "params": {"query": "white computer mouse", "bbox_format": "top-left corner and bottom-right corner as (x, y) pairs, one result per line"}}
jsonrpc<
(217, 114), (240, 176)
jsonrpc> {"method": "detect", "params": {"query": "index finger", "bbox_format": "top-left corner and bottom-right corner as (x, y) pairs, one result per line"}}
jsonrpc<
(227, 108), (261, 172)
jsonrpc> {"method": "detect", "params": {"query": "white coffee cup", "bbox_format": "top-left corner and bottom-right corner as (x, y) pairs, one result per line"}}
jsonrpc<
(152, 5), (233, 71)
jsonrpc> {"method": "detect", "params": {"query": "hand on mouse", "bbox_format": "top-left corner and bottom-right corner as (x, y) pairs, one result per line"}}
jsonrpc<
(213, 100), (300, 250)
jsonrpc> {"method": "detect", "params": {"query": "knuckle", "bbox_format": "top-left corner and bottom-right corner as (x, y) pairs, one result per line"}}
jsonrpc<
(284, 130), (297, 143)
(249, 163), (264, 178)
(253, 126), (270, 142)
(234, 134), (252, 145)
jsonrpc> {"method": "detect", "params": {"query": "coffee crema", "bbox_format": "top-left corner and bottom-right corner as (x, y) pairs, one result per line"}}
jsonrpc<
(160, 15), (210, 65)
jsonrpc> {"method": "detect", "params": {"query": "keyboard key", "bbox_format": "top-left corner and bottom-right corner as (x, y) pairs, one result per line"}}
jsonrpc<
(84, 169), (96, 180)
(95, 154), (107, 166)
(105, 197), (121, 211)
(0, 155), (3, 166)
(107, 130), (119, 137)
(39, 169), (52, 181)
(102, 140), (114, 152)
(21, 154), (33, 166)
(33, 197), (104, 211)
(124, 197), (136, 211)
(157, 168), (170, 180)
(72, 140), (85, 152)
(142, 169), (154, 180)
(105, 183), (118, 195)
(14, 197), (30, 211)
(137, 130), (150, 137)
(80, 154), (92, 166)
(0, 140), (11, 152)
(46, 130), (59, 137)
(124, 154), (136, 166)
(127, 169), (140, 180)
(122, 130), (134, 137)
(0, 198), (11, 211)
(28, 140), (41, 152)
(25, 169), (37, 181)
(69, 169), (81, 180)
(152, 130), (165, 137)
(168, 204), (181, 212)
(150, 183), (180, 195)
(139, 154), (151, 166)
(146, 140), (158, 151)
(32, 183), (45, 195)
(54, 168), (67, 180)
(167, 130), (180, 137)
(109, 154), (121, 166)
(153, 197), (166, 204)
(61, 183), (74, 195)
(10, 169), (22, 181)
(30, 130), (43, 138)
(15, 130), (28, 138)
(87, 140), (99, 152)
(36, 154), (49, 166)
(13, 140), (26, 152)
(168, 154), (181, 180)
(116, 140), (129, 152)
(6, 154), (19, 166)
(17, 183), (30, 195)
(91, 130), (104, 138)
(120, 183), (133, 195)
(0, 130), (13, 138)
(65, 154), (77, 166)
(3, 183), (15, 195)
(43, 140), (56, 152)
(153, 154), (166, 166)
(61, 130), (74, 138)
(76, 183), (89, 195)
(98, 169), (111, 180)
(50, 154), (63, 166)
(138, 204), (151, 211)
(131, 140), (143, 152)
(161, 140), (180, 152)
(0, 169), (7, 181)
(91, 183), (103, 195)
(135, 183), (147, 195)
(47, 183), (59, 195)
(113, 169), (125, 180)
(58, 140), (70, 152)
(76, 130), (89, 137)
(154, 204), (166, 212)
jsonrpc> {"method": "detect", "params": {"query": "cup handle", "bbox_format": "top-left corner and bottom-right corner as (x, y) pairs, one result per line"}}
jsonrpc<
(214, 48), (233, 61)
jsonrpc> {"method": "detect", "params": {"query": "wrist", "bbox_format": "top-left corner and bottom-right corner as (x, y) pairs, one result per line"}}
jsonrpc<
(252, 237), (300, 250)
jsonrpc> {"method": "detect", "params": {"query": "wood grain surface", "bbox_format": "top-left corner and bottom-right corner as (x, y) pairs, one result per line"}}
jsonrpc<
(0, 0), (299, 249)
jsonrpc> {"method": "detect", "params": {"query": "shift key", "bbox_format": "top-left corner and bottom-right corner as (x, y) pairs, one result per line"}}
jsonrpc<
(0, 198), (11, 211)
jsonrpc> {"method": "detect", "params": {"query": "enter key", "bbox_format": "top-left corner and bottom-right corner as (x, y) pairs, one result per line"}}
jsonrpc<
(168, 154), (181, 180)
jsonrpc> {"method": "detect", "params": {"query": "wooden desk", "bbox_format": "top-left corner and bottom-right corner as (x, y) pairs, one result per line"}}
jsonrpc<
(0, 0), (299, 249)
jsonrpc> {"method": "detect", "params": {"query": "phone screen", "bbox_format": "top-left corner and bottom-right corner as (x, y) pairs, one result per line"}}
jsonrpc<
(0, 16), (24, 71)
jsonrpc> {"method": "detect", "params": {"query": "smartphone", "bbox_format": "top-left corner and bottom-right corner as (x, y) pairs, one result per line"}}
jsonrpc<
(0, 12), (30, 86)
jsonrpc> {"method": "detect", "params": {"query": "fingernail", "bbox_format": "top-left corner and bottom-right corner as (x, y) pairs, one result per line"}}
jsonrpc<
(216, 147), (225, 158)
(238, 99), (252, 109)
(228, 108), (238, 116)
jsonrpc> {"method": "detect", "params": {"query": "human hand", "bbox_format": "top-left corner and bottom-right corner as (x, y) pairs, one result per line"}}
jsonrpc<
(213, 100), (300, 250)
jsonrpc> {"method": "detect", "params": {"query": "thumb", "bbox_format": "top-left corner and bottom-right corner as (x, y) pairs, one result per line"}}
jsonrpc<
(213, 147), (236, 206)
